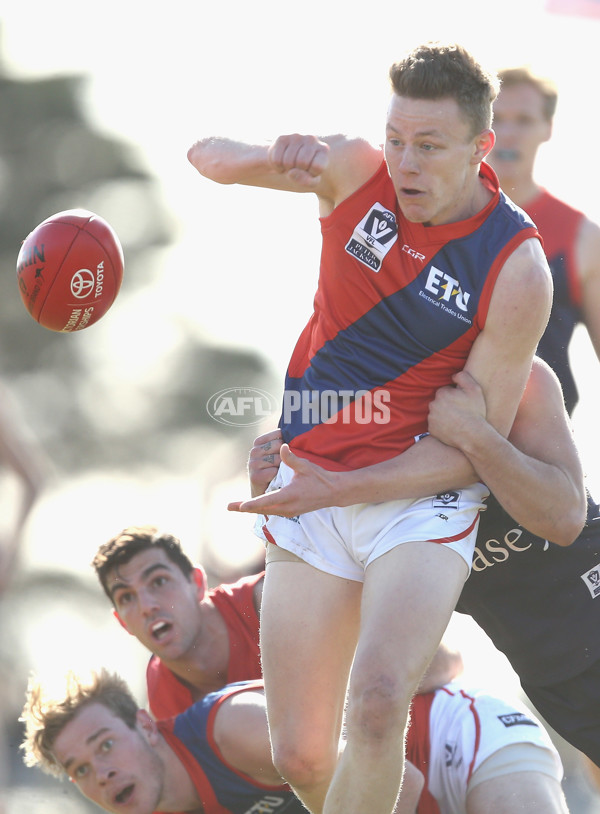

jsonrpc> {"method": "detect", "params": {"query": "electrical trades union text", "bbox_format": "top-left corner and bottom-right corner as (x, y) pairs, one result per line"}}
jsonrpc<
(282, 389), (391, 425)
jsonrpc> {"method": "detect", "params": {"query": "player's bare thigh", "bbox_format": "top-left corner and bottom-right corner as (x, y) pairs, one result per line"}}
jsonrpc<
(466, 743), (567, 814)
(351, 541), (469, 698)
(261, 544), (361, 751)
(466, 772), (568, 813)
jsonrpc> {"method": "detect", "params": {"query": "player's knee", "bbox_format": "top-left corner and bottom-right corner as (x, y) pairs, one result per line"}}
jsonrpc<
(271, 739), (336, 792)
(346, 674), (411, 742)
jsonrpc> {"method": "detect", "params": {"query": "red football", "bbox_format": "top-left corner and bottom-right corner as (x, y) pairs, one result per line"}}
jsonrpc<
(16, 209), (124, 332)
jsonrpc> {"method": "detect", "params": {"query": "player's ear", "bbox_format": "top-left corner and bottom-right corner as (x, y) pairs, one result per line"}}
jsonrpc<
(193, 565), (207, 601)
(112, 608), (133, 634)
(472, 129), (495, 163)
(137, 709), (159, 745)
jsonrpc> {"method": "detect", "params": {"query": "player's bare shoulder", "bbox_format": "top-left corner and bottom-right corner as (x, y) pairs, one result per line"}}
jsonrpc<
(320, 134), (383, 211)
(496, 236), (553, 323)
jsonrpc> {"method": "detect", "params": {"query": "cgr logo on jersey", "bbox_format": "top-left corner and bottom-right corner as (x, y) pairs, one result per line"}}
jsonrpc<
(581, 565), (600, 598)
(420, 265), (473, 325)
(345, 203), (398, 271)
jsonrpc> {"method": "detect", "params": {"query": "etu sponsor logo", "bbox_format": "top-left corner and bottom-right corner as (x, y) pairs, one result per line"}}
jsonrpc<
(425, 265), (471, 312)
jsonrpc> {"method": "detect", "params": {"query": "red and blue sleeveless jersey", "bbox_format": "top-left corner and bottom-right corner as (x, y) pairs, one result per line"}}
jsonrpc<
(280, 160), (539, 470)
(147, 572), (263, 720)
(159, 681), (307, 814)
(523, 189), (585, 414)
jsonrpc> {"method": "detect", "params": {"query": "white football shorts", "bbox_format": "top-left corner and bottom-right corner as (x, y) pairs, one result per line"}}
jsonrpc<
(258, 461), (489, 581)
(426, 681), (563, 814)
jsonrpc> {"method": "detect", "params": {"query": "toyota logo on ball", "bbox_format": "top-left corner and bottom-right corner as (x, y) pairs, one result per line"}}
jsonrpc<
(206, 387), (278, 427)
(70, 268), (95, 299)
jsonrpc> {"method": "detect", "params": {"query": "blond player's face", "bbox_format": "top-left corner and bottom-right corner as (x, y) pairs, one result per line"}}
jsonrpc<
(53, 703), (164, 814)
(384, 95), (491, 226)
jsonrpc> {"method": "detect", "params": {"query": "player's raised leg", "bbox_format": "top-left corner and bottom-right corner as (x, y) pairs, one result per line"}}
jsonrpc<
(260, 555), (362, 814)
(325, 541), (469, 814)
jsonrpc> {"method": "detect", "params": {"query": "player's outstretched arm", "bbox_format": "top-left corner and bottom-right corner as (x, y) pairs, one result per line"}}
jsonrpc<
(187, 133), (382, 212)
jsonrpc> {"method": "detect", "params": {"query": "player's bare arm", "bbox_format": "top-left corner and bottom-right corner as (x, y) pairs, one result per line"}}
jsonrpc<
(187, 133), (382, 216)
(429, 360), (586, 546)
(213, 690), (284, 786)
(462, 236), (552, 436)
(231, 238), (553, 518)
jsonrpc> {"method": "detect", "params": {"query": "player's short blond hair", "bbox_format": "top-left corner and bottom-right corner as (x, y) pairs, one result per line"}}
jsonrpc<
(21, 668), (139, 777)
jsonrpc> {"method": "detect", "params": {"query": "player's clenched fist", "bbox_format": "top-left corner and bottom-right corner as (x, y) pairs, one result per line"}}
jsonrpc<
(268, 134), (330, 188)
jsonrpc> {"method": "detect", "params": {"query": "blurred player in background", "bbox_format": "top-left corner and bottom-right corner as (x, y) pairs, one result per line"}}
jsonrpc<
(489, 67), (600, 415)
(0, 381), (48, 592)
(0, 380), (48, 814)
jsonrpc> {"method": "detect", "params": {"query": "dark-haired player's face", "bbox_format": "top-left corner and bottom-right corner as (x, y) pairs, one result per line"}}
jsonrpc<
(107, 549), (204, 662)
(53, 703), (164, 814)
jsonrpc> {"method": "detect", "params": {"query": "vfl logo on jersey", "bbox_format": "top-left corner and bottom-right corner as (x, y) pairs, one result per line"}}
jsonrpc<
(498, 713), (537, 728)
(345, 203), (398, 272)
(432, 491), (460, 511)
(581, 565), (600, 598)
(420, 265), (473, 325)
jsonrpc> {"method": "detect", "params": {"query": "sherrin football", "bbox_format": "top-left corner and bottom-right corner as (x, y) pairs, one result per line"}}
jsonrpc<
(16, 209), (124, 332)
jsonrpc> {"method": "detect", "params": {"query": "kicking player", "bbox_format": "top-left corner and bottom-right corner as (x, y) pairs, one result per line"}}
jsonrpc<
(189, 41), (552, 814)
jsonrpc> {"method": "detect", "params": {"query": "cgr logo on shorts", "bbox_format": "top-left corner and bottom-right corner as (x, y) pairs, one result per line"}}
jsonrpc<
(345, 203), (398, 271)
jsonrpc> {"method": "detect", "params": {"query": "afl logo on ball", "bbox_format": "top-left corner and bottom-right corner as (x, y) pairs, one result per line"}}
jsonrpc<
(70, 269), (95, 299)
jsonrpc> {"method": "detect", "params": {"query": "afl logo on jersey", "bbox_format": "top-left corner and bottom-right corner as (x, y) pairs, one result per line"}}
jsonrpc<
(346, 203), (398, 272)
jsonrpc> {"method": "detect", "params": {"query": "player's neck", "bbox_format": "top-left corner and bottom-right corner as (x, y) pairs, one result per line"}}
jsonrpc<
(157, 739), (202, 812)
(165, 600), (230, 695)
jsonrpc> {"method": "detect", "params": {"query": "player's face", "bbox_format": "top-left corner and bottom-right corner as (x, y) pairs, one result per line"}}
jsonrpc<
(489, 83), (552, 185)
(53, 703), (164, 814)
(384, 95), (493, 226)
(107, 549), (204, 662)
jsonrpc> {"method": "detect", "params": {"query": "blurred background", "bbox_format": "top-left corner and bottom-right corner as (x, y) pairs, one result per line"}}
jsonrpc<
(1, 0), (600, 811)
